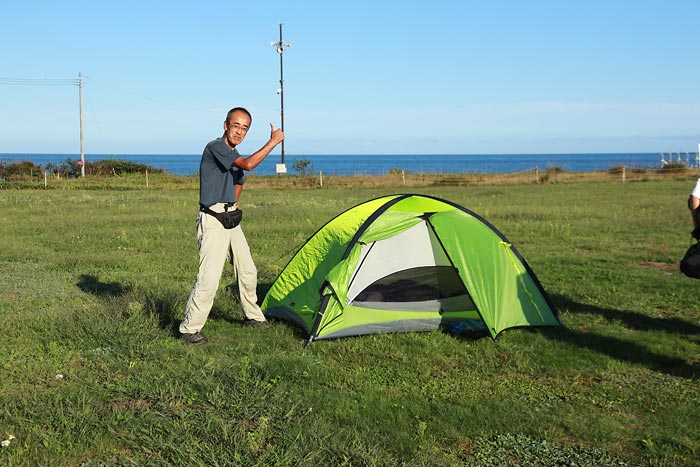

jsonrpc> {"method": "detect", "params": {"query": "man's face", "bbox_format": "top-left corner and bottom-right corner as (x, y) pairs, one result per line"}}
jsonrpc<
(224, 111), (251, 147)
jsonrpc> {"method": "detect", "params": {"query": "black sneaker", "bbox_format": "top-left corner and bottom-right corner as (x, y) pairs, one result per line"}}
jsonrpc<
(180, 331), (208, 345)
(241, 319), (268, 328)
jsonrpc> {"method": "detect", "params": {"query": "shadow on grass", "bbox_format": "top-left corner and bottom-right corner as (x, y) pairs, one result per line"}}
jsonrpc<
(546, 293), (699, 380)
(77, 274), (131, 297)
(145, 279), (291, 337)
(77, 274), (184, 337)
(554, 294), (700, 336)
(144, 290), (183, 337)
(204, 280), (309, 337)
(216, 280), (317, 340)
(74, 273), (306, 340)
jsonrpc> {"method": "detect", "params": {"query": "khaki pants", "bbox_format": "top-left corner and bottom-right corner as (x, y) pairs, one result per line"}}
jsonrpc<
(180, 204), (265, 334)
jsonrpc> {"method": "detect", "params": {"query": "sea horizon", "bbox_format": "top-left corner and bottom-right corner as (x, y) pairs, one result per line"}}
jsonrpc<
(1, 151), (694, 177)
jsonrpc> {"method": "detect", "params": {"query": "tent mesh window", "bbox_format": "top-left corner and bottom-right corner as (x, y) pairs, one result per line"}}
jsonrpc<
(350, 266), (476, 312)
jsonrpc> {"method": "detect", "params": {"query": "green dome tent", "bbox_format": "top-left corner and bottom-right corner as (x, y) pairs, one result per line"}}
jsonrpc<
(262, 194), (561, 343)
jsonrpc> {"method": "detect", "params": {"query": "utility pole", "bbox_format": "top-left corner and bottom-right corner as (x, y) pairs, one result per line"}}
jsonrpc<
(271, 23), (291, 174)
(78, 72), (85, 177)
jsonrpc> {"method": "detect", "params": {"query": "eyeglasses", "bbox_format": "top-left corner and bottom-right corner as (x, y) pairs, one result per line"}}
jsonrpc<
(227, 122), (249, 133)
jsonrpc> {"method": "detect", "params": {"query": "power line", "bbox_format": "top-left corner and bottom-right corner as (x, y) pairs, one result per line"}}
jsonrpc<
(83, 75), (177, 107)
(83, 75), (219, 114)
(0, 77), (79, 86)
(1, 75), (219, 114)
(0, 74), (86, 177)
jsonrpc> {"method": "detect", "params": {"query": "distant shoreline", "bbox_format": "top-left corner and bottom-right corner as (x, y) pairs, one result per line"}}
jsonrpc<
(1, 151), (694, 177)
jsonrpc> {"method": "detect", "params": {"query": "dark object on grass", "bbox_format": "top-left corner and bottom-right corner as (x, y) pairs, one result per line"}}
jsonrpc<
(680, 240), (700, 279)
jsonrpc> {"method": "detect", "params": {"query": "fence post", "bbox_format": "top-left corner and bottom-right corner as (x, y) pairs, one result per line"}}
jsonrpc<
(402, 170), (406, 186)
(535, 166), (539, 184)
(146, 170), (149, 189)
(319, 170), (323, 187)
(622, 165), (626, 183)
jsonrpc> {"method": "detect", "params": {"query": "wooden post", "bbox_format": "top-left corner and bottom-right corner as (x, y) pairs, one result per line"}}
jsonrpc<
(402, 170), (405, 186)
(44, 171), (47, 188)
(146, 170), (149, 189)
(319, 170), (323, 187)
(622, 165), (626, 183)
(535, 166), (539, 184)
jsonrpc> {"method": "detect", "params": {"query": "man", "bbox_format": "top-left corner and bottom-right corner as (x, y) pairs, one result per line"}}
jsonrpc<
(689, 178), (700, 239)
(179, 107), (284, 344)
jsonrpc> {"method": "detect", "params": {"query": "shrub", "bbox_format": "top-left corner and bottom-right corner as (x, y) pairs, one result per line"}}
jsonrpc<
(657, 162), (687, 173)
(546, 166), (565, 174)
(387, 168), (407, 175)
(292, 158), (314, 176)
(88, 158), (164, 176)
(1, 158), (165, 180)
(45, 159), (82, 177)
(0, 160), (44, 178)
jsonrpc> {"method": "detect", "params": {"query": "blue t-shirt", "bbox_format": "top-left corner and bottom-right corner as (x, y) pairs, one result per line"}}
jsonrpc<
(199, 137), (245, 207)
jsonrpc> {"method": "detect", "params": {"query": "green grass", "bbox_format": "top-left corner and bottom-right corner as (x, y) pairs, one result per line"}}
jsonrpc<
(1, 177), (699, 466)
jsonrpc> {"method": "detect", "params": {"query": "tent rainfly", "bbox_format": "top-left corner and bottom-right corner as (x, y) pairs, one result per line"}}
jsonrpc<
(262, 194), (561, 343)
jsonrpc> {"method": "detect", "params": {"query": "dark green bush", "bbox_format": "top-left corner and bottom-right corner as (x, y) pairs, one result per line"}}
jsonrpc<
(292, 158), (314, 176)
(0, 160), (43, 178)
(1, 158), (164, 179)
(657, 162), (687, 173)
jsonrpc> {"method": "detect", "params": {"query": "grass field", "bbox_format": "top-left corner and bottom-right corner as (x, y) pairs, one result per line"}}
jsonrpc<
(1, 173), (699, 466)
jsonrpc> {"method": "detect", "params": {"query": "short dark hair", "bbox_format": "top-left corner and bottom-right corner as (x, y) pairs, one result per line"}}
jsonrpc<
(226, 107), (252, 126)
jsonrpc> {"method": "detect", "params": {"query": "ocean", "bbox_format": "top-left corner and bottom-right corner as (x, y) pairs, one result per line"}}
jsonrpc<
(0, 152), (689, 176)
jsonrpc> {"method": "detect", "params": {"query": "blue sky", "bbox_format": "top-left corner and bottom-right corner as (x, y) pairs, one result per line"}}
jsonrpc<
(1, 0), (699, 156)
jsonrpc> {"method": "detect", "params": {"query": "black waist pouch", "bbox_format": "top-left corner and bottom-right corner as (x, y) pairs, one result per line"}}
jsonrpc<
(201, 206), (243, 229)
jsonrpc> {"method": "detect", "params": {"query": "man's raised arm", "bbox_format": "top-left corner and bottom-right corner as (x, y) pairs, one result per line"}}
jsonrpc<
(234, 123), (285, 171)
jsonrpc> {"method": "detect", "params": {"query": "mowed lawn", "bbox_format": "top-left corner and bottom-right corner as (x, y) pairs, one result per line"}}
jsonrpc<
(0, 177), (698, 466)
